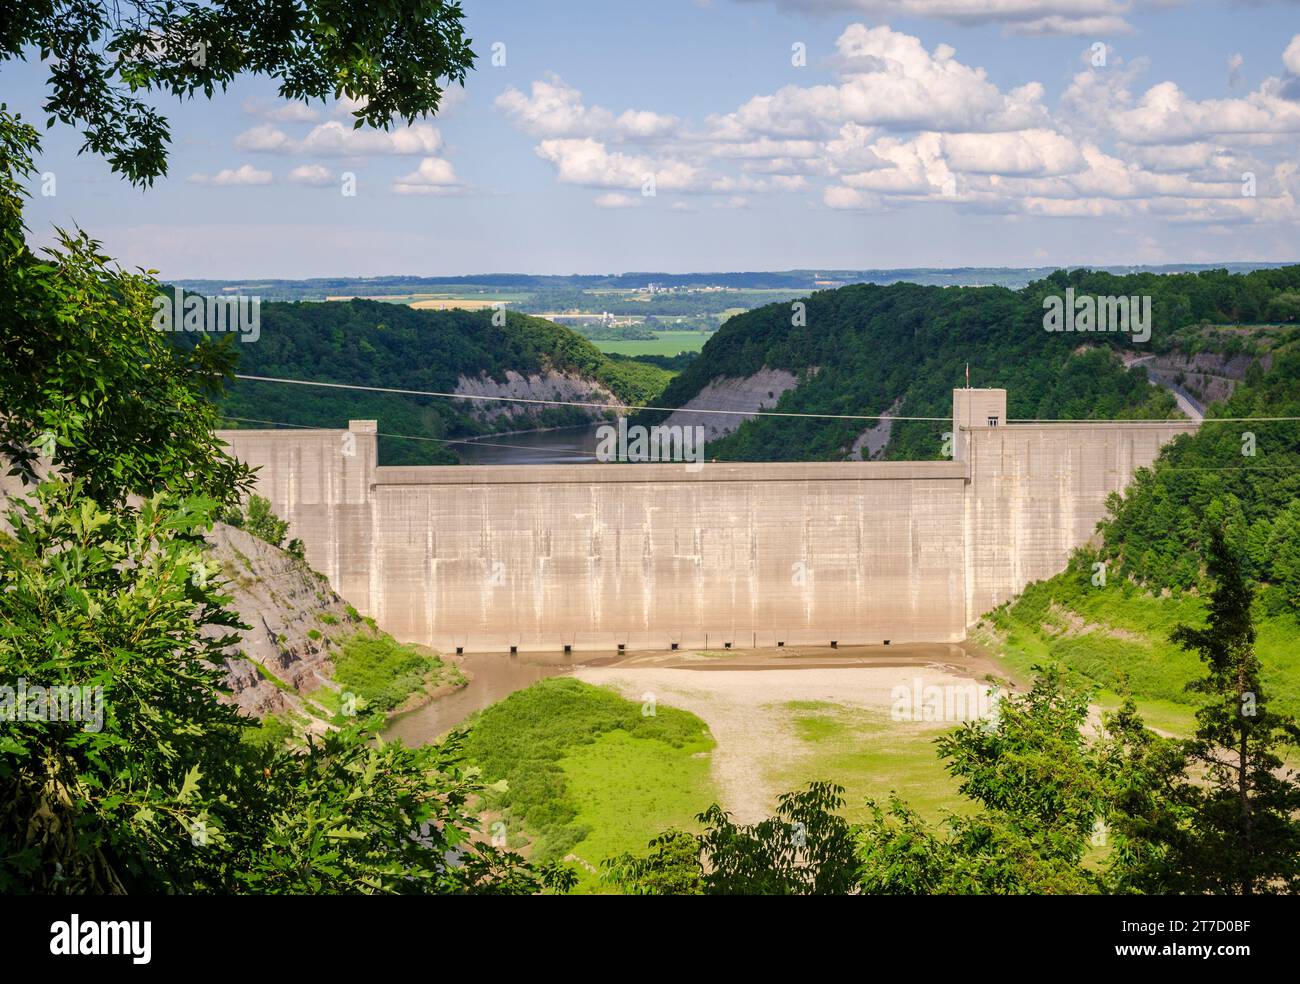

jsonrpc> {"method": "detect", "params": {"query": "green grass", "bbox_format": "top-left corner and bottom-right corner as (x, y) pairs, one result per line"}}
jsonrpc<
(331, 633), (443, 712)
(461, 677), (716, 877)
(593, 331), (712, 357)
(986, 572), (1300, 731)
(773, 701), (967, 825)
(559, 730), (714, 892)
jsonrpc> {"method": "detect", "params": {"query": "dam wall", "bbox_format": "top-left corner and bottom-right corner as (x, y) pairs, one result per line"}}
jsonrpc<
(215, 391), (1197, 652)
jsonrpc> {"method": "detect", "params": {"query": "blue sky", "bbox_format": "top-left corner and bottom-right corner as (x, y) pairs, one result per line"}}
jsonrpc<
(6, 0), (1300, 277)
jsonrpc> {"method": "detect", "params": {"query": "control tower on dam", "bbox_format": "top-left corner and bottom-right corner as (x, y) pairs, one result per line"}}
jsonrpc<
(216, 389), (1198, 653)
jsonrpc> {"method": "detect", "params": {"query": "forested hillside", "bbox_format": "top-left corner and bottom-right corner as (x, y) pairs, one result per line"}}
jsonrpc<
(184, 299), (670, 464)
(649, 266), (1300, 461)
(988, 339), (1300, 719)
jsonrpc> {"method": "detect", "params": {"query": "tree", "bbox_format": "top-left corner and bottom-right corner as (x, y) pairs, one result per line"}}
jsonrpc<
(1168, 528), (1300, 894)
(857, 671), (1110, 895)
(604, 782), (859, 896)
(604, 671), (1200, 895)
(243, 494), (290, 549)
(0, 111), (253, 508)
(0, 19), (566, 893)
(1, 0), (475, 184)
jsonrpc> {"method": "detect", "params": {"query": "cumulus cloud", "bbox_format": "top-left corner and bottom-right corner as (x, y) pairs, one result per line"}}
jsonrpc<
(187, 164), (273, 186)
(497, 25), (1300, 228)
(241, 97), (321, 123)
(235, 121), (444, 156)
(496, 74), (678, 141)
(1285, 35), (1300, 76)
(710, 26), (1049, 140)
(392, 157), (465, 195)
(534, 138), (702, 191)
(942, 129), (1084, 176)
(287, 164), (334, 186)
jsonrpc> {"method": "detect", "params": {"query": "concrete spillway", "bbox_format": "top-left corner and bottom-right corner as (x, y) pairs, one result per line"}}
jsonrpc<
(217, 390), (1197, 652)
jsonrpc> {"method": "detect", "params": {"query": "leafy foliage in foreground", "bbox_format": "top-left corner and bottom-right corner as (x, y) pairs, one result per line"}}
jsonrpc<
(0, 481), (571, 895)
(0, 112), (568, 895)
(1, 0), (475, 185)
(0, 111), (252, 508)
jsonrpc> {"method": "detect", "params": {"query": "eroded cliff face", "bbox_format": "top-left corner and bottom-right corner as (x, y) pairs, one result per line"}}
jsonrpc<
(454, 369), (624, 427)
(1139, 351), (1267, 407)
(205, 523), (356, 717)
(658, 368), (802, 441)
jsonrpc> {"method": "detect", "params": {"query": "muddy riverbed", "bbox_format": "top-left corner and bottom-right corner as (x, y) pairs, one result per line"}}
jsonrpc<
(382, 641), (1010, 746)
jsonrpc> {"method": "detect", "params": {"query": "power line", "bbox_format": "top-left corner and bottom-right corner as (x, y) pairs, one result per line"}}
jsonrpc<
(232, 373), (949, 422)
(232, 372), (1300, 424)
(221, 416), (597, 458)
(223, 414), (1300, 472)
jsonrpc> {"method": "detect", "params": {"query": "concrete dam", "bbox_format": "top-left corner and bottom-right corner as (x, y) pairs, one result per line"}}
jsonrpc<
(217, 389), (1197, 653)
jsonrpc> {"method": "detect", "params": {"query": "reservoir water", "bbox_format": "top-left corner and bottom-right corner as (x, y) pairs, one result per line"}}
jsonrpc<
(453, 424), (605, 465)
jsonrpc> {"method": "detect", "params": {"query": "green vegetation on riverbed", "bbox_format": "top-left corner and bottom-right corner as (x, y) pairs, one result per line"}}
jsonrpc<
(331, 634), (449, 713)
(461, 678), (715, 883)
(774, 702), (967, 825)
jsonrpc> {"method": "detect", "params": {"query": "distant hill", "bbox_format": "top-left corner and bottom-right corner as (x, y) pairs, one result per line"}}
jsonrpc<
(643, 266), (1300, 462)
(174, 263), (1298, 300)
(175, 299), (670, 465)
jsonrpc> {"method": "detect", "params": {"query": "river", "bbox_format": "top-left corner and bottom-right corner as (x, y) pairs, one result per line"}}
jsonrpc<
(383, 650), (589, 743)
(381, 642), (1004, 746)
(452, 424), (605, 465)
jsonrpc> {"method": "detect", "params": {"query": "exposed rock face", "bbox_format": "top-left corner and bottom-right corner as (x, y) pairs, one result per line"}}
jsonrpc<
(850, 399), (901, 460)
(454, 370), (624, 426)
(659, 368), (801, 441)
(205, 523), (358, 717)
(1124, 350), (1267, 408)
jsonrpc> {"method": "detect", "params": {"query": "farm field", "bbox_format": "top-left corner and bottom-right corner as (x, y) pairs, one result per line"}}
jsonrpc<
(592, 330), (714, 356)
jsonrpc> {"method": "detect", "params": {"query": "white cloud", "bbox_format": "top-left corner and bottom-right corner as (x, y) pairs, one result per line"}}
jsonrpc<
(711, 26), (1048, 140)
(942, 129), (1084, 176)
(392, 157), (464, 195)
(534, 138), (702, 191)
(233, 123), (294, 153)
(241, 97), (321, 123)
(235, 121), (444, 156)
(496, 74), (678, 141)
(495, 24), (1299, 229)
(287, 164), (334, 186)
(593, 192), (641, 208)
(187, 164), (273, 187)
(1109, 80), (1300, 144)
(1284, 35), (1300, 76)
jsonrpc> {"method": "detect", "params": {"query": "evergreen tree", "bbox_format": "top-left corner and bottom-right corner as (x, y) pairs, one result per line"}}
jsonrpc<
(1168, 527), (1300, 893)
